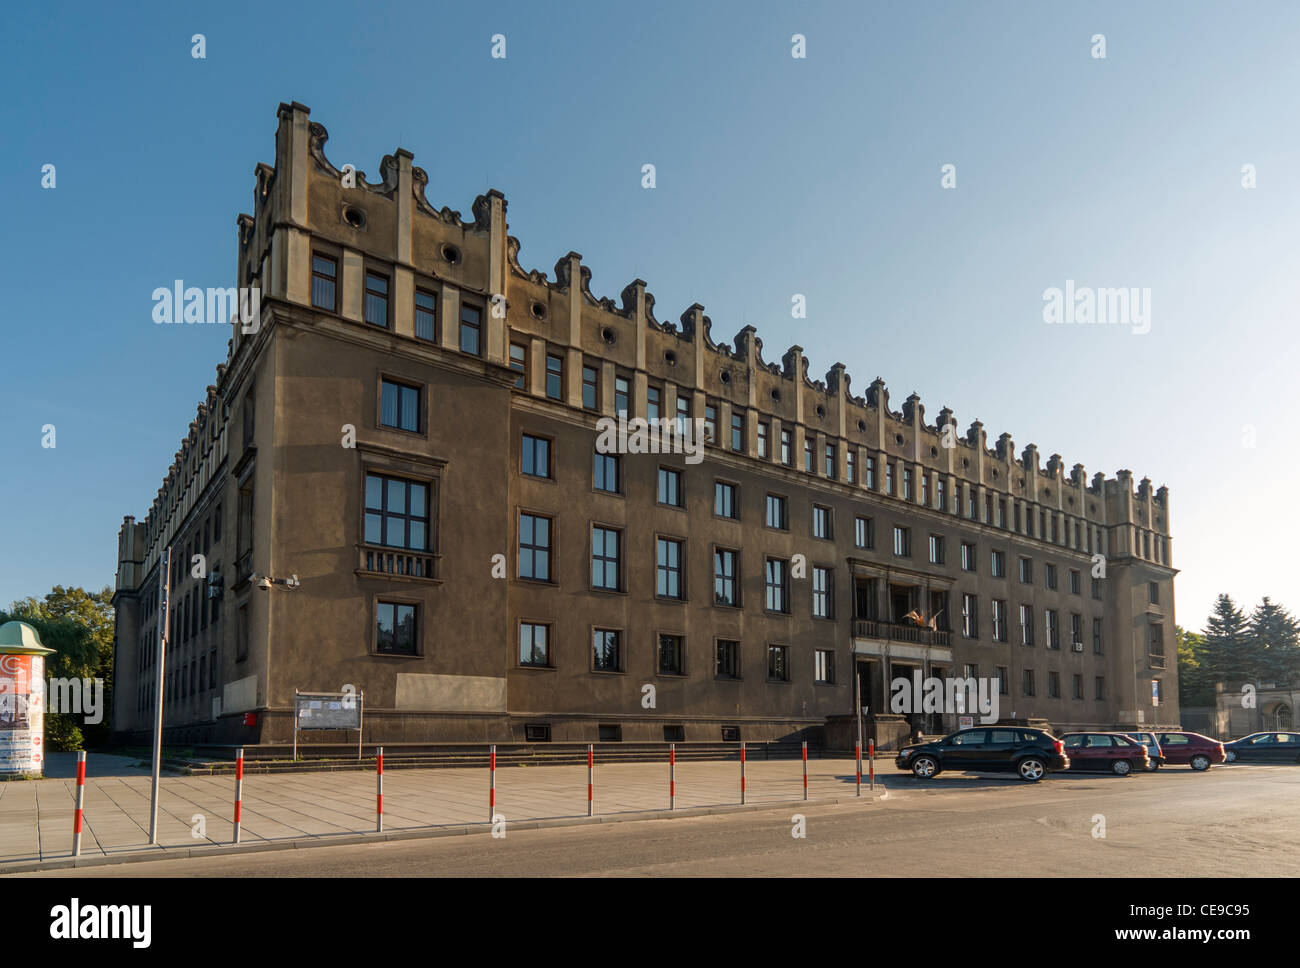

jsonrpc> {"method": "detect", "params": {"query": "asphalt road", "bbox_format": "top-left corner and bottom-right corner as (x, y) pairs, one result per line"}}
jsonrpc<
(21, 762), (1300, 878)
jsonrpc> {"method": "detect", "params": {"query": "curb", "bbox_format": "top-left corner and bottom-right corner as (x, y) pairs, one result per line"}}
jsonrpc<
(0, 790), (887, 875)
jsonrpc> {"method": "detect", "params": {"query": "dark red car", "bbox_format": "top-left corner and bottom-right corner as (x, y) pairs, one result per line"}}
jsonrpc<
(1153, 731), (1225, 771)
(1060, 732), (1149, 775)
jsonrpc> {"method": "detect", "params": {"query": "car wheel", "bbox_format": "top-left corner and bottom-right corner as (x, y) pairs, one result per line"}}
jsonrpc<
(1018, 758), (1046, 782)
(1190, 754), (1211, 771)
(1225, 750), (1237, 763)
(1112, 759), (1132, 776)
(911, 755), (939, 779)
(1145, 760), (1160, 771)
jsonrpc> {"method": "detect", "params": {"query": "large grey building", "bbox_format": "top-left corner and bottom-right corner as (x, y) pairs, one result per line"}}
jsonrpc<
(111, 102), (1180, 750)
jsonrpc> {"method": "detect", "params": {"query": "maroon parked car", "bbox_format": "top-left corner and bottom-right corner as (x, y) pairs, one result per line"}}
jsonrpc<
(1153, 731), (1225, 771)
(1060, 732), (1149, 775)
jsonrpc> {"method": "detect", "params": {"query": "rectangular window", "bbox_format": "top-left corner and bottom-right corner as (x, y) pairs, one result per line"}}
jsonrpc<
(647, 385), (662, 421)
(997, 667), (1010, 695)
(380, 378), (420, 433)
(780, 429), (792, 466)
(509, 343), (527, 390)
(1018, 557), (1032, 584)
(459, 304), (481, 355)
(846, 449), (856, 484)
(928, 534), (945, 565)
(714, 480), (737, 518)
(1022, 669), (1035, 697)
(764, 557), (789, 613)
(1069, 569), (1081, 595)
(731, 411), (745, 452)
(855, 516), (873, 549)
(582, 365), (599, 410)
(519, 622), (550, 666)
(921, 473), (930, 507)
(803, 437), (814, 472)
(1072, 674), (1083, 700)
(311, 253), (337, 311)
(656, 537), (684, 599)
(677, 395), (692, 436)
(903, 468), (913, 501)
(757, 421), (769, 459)
(1149, 581), (1159, 605)
(593, 451), (620, 493)
(1092, 576), (1102, 600)
(812, 567), (834, 619)
(521, 434), (551, 478)
(545, 354), (563, 400)
(866, 456), (877, 490)
(364, 473), (430, 550)
(659, 467), (684, 507)
(992, 600), (1008, 642)
(997, 499), (1007, 529)
(1070, 613), (1083, 649)
(713, 548), (739, 607)
(962, 594), (978, 638)
(415, 288), (437, 341)
(518, 513), (552, 582)
(814, 650), (835, 684)
(961, 542), (976, 572)
(991, 549), (1005, 578)
(765, 494), (788, 530)
(658, 634), (684, 675)
(1046, 609), (1060, 649)
(716, 640), (741, 679)
(767, 645), (790, 682)
(592, 629), (621, 672)
(813, 505), (833, 540)
(893, 525), (911, 558)
(1093, 618), (1103, 654)
(1095, 676), (1105, 700)
(937, 477), (947, 512)
(1048, 671), (1061, 699)
(886, 462), (895, 495)
(703, 403), (718, 443)
(1045, 563), (1058, 590)
(364, 271), (389, 327)
(376, 601), (417, 655)
(615, 376), (630, 416)
(592, 526), (621, 591)
(1020, 604), (1034, 646)
(824, 443), (836, 478)
(1149, 623), (1164, 656)
(968, 488), (978, 520)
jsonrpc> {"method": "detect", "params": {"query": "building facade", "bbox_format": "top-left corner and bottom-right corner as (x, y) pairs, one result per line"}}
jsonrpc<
(111, 102), (1180, 749)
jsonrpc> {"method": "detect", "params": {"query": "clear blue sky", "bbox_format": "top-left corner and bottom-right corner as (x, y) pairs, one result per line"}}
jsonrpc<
(3, 0), (1297, 631)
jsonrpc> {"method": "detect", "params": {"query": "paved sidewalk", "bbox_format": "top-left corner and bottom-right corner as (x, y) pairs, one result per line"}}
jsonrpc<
(0, 754), (881, 868)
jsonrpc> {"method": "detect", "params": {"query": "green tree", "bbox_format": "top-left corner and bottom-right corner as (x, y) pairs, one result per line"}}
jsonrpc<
(1176, 626), (1214, 706)
(1248, 597), (1300, 686)
(2, 586), (115, 750)
(1201, 594), (1253, 690)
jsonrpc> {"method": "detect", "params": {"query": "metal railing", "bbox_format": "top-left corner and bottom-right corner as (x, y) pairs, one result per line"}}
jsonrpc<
(358, 544), (439, 580)
(851, 618), (952, 647)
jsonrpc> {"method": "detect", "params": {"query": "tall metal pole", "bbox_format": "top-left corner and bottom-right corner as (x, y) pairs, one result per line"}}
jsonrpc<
(148, 546), (172, 844)
(855, 662), (864, 797)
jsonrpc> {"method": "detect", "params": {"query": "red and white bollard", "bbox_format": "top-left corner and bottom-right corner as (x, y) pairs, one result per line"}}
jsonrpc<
(587, 744), (594, 817)
(489, 744), (496, 822)
(233, 747), (244, 844)
(801, 741), (808, 800)
(740, 741), (747, 804)
(72, 751), (86, 857)
(855, 741), (862, 797)
(375, 747), (384, 833)
(669, 743), (676, 810)
(869, 739), (876, 791)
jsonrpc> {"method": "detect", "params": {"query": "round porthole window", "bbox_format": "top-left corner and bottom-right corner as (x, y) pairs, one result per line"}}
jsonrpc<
(342, 205), (366, 229)
(601, 327), (617, 345)
(816, 405), (826, 419)
(930, 446), (938, 457)
(720, 370), (731, 385)
(530, 301), (547, 320)
(895, 433), (904, 445)
(770, 389), (781, 402)
(858, 420), (867, 432)
(441, 243), (462, 265)
(665, 350), (677, 366)
(992, 468), (999, 479)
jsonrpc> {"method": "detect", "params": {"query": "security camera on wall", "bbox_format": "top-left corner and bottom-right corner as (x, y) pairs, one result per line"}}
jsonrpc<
(254, 576), (273, 591)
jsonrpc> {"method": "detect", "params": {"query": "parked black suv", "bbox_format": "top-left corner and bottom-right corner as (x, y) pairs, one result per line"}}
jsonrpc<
(895, 727), (1070, 782)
